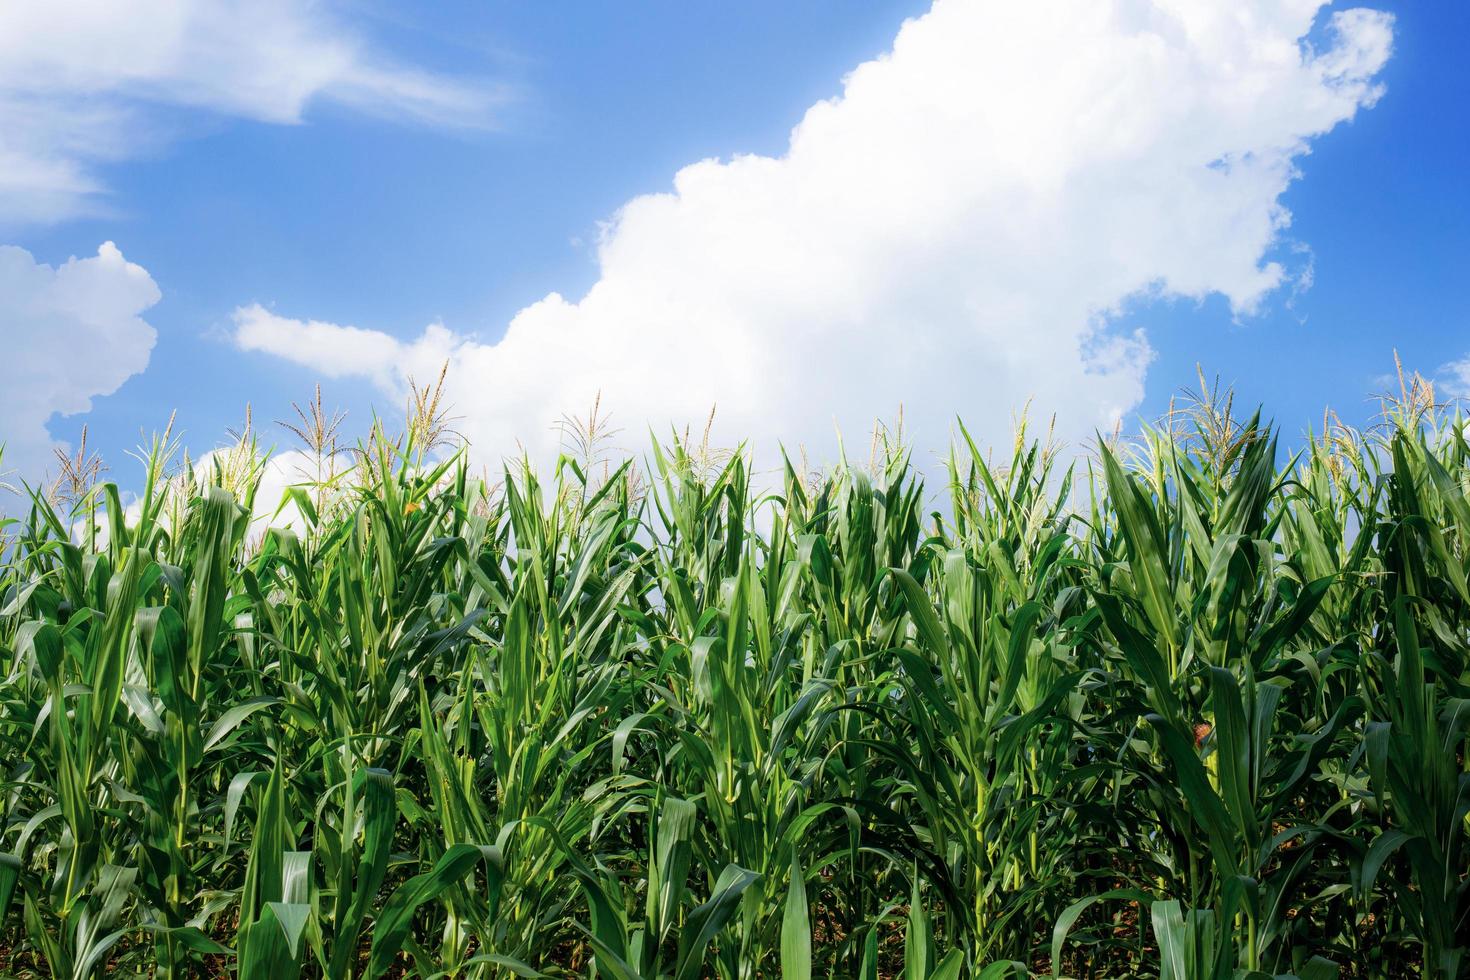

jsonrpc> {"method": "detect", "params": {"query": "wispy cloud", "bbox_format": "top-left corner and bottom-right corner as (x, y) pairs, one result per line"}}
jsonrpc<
(1439, 355), (1470, 400)
(0, 0), (506, 225)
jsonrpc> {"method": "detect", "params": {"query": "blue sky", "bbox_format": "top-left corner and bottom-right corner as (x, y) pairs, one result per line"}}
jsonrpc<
(1135, 0), (1469, 421)
(2, 0), (1466, 491)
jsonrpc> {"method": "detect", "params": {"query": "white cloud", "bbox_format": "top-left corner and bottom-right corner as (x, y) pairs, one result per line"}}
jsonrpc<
(0, 0), (503, 225)
(0, 242), (161, 483)
(234, 303), (458, 395)
(234, 0), (1393, 474)
(1440, 357), (1470, 401)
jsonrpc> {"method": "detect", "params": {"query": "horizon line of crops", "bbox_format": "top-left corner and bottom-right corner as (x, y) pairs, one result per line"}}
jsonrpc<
(1, 370), (1468, 978)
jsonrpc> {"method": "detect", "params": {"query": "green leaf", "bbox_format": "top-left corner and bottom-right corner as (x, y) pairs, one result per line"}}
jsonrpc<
(1051, 888), (1153, 977)
(673, 864), (758, 980)
(782, 851), (811, 980)
(0, 852), (20, 927)
(905, 875), (932, 980)
(203, 697), (282, 753)
(368, 843), (500, 978)
(929, 950), (965, 980)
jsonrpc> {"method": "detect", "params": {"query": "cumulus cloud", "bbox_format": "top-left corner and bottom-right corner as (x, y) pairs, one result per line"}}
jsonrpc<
(0, 0), (503, 225)
(234, 0), (1393, 474)
(0, 242), (161, 484)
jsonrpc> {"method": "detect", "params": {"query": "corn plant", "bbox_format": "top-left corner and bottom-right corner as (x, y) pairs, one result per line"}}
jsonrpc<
(1, 382), (1468, 978)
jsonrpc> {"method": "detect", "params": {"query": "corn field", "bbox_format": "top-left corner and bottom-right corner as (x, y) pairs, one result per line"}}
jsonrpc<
(1, 384), (1468, 979)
